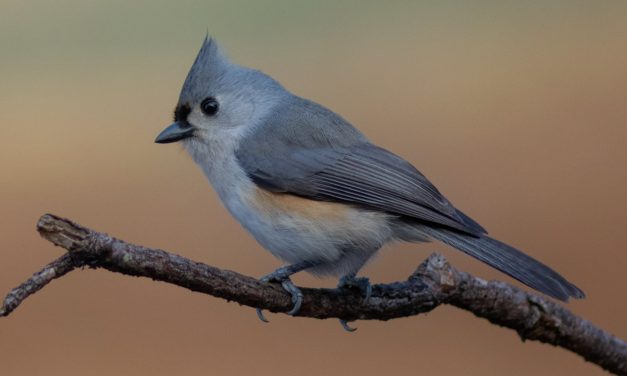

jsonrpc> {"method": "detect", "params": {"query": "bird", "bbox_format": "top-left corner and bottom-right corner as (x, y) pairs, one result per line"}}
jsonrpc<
(155, 37), (584, 330)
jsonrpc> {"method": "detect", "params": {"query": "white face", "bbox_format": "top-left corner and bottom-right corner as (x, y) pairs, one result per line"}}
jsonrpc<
(187, 91), (255, 137)
(181, 86), (282, 172)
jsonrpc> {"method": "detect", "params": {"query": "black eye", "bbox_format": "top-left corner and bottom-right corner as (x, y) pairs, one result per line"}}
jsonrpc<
(200, 97), (219, 116)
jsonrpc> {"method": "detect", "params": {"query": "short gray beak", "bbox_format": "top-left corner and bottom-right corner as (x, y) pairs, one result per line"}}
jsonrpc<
(154, 122), (194, 144)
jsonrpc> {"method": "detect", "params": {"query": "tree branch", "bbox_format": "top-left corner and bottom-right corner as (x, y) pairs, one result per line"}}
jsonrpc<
(2, 214), (626, 375)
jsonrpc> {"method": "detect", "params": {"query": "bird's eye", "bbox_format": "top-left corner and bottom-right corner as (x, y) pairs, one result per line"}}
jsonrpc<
(200, 97), (219, 116)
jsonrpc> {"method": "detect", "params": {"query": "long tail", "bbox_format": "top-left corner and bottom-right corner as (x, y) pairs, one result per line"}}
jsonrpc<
(420, 227), (585, 301)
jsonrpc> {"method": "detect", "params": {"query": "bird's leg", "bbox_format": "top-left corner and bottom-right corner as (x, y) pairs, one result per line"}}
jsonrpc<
(336, 273), (373, 332)
(256, 261), (315, 323)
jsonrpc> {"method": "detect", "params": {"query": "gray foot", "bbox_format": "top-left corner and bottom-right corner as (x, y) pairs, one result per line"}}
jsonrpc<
(256, 268), (305, 323)
(336, 273), (372, 332)
(337, 274), (372, 303)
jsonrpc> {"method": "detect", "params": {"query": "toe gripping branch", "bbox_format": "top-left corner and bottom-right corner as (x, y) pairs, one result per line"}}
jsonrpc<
(336, 274), (373, 331)
(255, 262), (313, 322)
(255, 267), (376, 332)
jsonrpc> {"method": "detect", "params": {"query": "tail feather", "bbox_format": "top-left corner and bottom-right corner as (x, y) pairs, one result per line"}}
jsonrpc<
(423, 228), (585, 301)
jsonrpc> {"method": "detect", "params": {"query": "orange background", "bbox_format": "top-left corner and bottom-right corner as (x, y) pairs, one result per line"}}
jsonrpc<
(1, 1), (626, 375)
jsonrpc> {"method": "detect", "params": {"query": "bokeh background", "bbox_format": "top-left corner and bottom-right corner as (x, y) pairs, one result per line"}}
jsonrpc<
(1, 1), (626, 375)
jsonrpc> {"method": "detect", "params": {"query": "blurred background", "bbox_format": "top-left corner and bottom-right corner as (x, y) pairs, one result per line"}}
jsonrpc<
(1, 1), (626, 375)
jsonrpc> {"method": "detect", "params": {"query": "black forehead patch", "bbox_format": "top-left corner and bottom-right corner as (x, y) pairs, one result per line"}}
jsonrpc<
(174, 104), (191, 122)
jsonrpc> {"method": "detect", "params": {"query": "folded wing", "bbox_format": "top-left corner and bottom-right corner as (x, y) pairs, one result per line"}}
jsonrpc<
(237, 141), (486, 236)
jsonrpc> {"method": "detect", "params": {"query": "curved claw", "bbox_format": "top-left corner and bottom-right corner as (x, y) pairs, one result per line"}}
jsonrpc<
(255, 270), (305, 322)
(256, 308), (270, 323)
(340, 319), (357, 332)
(287, 298), (302, 316)
(281, 279), (303, 316)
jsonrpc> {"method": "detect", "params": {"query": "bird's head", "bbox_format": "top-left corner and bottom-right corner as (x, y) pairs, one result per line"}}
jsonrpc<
(155, 37), (286, 155)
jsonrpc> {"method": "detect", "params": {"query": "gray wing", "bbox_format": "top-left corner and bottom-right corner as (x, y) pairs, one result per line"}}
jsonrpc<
(238, 143), (486, 236)
(237, 97), (486, 236)
(237, 99), (586, 302)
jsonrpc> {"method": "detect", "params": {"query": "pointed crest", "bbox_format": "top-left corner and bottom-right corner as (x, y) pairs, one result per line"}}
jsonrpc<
(179, 36), (230, 103)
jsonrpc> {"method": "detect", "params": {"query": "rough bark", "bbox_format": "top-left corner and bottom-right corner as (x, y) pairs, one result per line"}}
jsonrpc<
(2, 214), (625, 375)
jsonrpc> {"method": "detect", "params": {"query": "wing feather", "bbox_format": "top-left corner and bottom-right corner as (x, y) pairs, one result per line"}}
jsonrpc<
(238, 142), (485, 235)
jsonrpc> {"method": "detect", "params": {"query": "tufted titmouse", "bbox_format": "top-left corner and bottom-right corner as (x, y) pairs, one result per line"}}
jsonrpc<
(155, 37), (584, 329)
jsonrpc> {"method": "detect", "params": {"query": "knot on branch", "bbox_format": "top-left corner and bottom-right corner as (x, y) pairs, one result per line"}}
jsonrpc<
(519, 295), (564, 343)
(37, 214), (111, 267)
(409, 253), (457, 295)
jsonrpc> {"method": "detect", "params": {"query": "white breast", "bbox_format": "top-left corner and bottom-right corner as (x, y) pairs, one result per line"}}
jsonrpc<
(184, 135), (393, 276)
